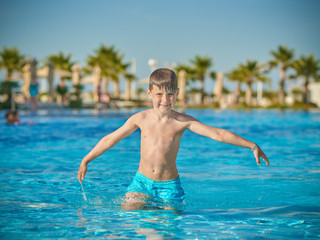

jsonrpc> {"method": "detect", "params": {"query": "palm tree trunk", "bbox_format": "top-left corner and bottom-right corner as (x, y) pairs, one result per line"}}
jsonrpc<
(245, 81), (252, 106)
(235, 82), (241, 104)
(93, 80), (101, 103)
(200, 79), (205, 103)
(114, 81), (120, 99)
(178, 70), (186, 103)
(125, 80), (131, 101)
(48, 62), (54, 102)
(4, 73), (12, 105)
(102, 77), (109, 94)
(279, 67), (286, 104)
(22, 63), (31, 100)
(303, 77), (309, 104)
(5, 72), (12, 82)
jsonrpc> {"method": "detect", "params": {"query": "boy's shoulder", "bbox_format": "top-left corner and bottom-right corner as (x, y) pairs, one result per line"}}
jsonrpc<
(131, 109), (152, 118)
(174, 110), (198, 122)
(128, 109), (152, 124)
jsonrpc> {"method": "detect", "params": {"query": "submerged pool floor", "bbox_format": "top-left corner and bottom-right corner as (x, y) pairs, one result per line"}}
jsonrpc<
(1, 109), (319, 239)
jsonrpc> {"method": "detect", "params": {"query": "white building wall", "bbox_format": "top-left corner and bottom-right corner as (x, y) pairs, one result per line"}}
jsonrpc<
(308, 82), (320, 107)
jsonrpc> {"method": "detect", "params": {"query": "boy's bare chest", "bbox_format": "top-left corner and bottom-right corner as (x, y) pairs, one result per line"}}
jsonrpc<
(140, 122), (185, 143)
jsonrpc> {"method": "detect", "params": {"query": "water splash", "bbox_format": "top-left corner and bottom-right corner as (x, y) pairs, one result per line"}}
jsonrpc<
(81, 183), (87, 202)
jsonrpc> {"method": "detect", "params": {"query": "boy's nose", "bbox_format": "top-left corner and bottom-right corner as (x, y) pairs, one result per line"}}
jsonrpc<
(162, 94), (170, 101)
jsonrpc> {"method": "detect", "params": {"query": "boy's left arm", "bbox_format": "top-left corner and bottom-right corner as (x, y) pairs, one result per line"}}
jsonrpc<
(187, 118), (269, 166)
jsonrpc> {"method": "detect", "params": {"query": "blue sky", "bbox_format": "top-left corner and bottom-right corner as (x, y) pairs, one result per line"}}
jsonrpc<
(1, 0), (319, 91)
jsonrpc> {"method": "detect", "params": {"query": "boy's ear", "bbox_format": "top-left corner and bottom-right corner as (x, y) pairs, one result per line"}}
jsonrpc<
(147, 88), (152, 98)
(176, 88), (179, 96)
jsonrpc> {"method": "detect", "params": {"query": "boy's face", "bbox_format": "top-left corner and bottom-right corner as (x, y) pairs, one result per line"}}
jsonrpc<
(147, 85), (179, 114)
(6, 113), (15, 124)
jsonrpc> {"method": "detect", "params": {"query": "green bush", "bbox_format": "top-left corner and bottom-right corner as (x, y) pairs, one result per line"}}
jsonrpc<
(0, 81), (19, 109)
(69, 100), (82, 108)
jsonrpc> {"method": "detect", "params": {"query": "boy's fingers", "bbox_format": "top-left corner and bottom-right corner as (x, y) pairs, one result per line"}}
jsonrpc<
(78, 172), (85, 184)
(257, 149), (270, 166)
(78, 173), (82, 184)
(254, 151), (260, 165)
(259, 151), (269, 166)
(256, 156), (261, 165)
(263, 155), (270, 166)
(78, 164), (87, 184)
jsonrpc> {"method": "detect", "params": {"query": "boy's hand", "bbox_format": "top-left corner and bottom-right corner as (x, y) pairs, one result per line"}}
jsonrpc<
(253, 145), (270, 166)
(78, 163), (88, 184)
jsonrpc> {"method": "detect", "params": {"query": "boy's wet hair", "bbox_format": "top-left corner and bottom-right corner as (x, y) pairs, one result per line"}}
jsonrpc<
(149, 68), (177, 92)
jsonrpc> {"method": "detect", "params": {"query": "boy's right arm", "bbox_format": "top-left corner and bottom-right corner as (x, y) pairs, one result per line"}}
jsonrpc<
(78, 115), (139, 183)
(186, 116), (269, 166)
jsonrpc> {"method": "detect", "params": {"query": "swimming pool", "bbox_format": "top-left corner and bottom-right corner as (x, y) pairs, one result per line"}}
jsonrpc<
(1, 108), (319, 239)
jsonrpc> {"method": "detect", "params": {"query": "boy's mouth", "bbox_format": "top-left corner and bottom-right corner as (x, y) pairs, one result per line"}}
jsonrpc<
(160, 104), (170, 107)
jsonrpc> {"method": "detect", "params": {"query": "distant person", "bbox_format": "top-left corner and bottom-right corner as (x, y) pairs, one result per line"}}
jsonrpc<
(78, 68), (270, 210)
(100, 93), (110, 104)
(57, 81), (68, 104)
(5, 110), (34, 125)
(5, 111), (17, 124)
(100, 93), (111, 109)
(29, 76), (39, 111)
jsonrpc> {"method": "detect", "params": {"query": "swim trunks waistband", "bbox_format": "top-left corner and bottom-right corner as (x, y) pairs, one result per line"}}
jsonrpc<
(136, 171), (181, 185)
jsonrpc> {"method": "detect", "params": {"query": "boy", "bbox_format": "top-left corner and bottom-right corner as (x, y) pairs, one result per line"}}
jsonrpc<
(5, 111), (21, 125)
(78, 68), (269, 210)
(5, 110), (34, 125)
(5, 111), (16, 124)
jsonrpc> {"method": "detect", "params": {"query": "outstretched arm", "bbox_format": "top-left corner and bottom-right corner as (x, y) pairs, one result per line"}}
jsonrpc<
(187, 118), (269, 166)
(78, 115), (139, 183)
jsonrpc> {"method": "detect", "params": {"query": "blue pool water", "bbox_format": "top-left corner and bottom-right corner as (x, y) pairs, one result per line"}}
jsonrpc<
(0, 108), (320, 239)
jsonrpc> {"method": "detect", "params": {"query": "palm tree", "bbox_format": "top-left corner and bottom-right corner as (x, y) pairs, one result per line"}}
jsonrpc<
(47, 52), (74, 103)
(87, 45), (127, 99)
(291, 55), (320, 104)
(86, 54), (102, 95)
(269, 45), (295, 104)
(190, 56), (213, 103)
(239, 60), (269, 106)
(0, 46), (25, 81)
(114, 60), (130, 99)
(226, 68), (245, 104)
(47, 52), (73, 72)
(210, 71), (217, 97)
(96, 45), (119, 97)
(0, 47), (25, 108)
(124, 73), (135, 101)
(174, 64), (195, 103)
(175, 64), (195, 85)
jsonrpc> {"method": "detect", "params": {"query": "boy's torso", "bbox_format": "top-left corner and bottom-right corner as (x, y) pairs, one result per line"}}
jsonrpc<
(135, 110), (189, 181)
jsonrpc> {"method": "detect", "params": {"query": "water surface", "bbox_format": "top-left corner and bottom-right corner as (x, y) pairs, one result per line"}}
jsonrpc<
(0, 109), (319, 239)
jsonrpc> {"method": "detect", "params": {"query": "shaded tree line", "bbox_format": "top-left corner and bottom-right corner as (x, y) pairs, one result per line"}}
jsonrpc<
(0, 45), (319, 109)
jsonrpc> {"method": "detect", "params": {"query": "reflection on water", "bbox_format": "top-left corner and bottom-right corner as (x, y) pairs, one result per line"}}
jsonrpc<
(72, 206), (319, 239)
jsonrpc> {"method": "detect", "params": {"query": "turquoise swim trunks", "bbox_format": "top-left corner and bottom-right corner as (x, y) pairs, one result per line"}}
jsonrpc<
(127, 172), (185, 208)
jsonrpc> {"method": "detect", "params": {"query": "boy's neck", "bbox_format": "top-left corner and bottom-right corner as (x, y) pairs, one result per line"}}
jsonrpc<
(152, 109), (175, 120)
